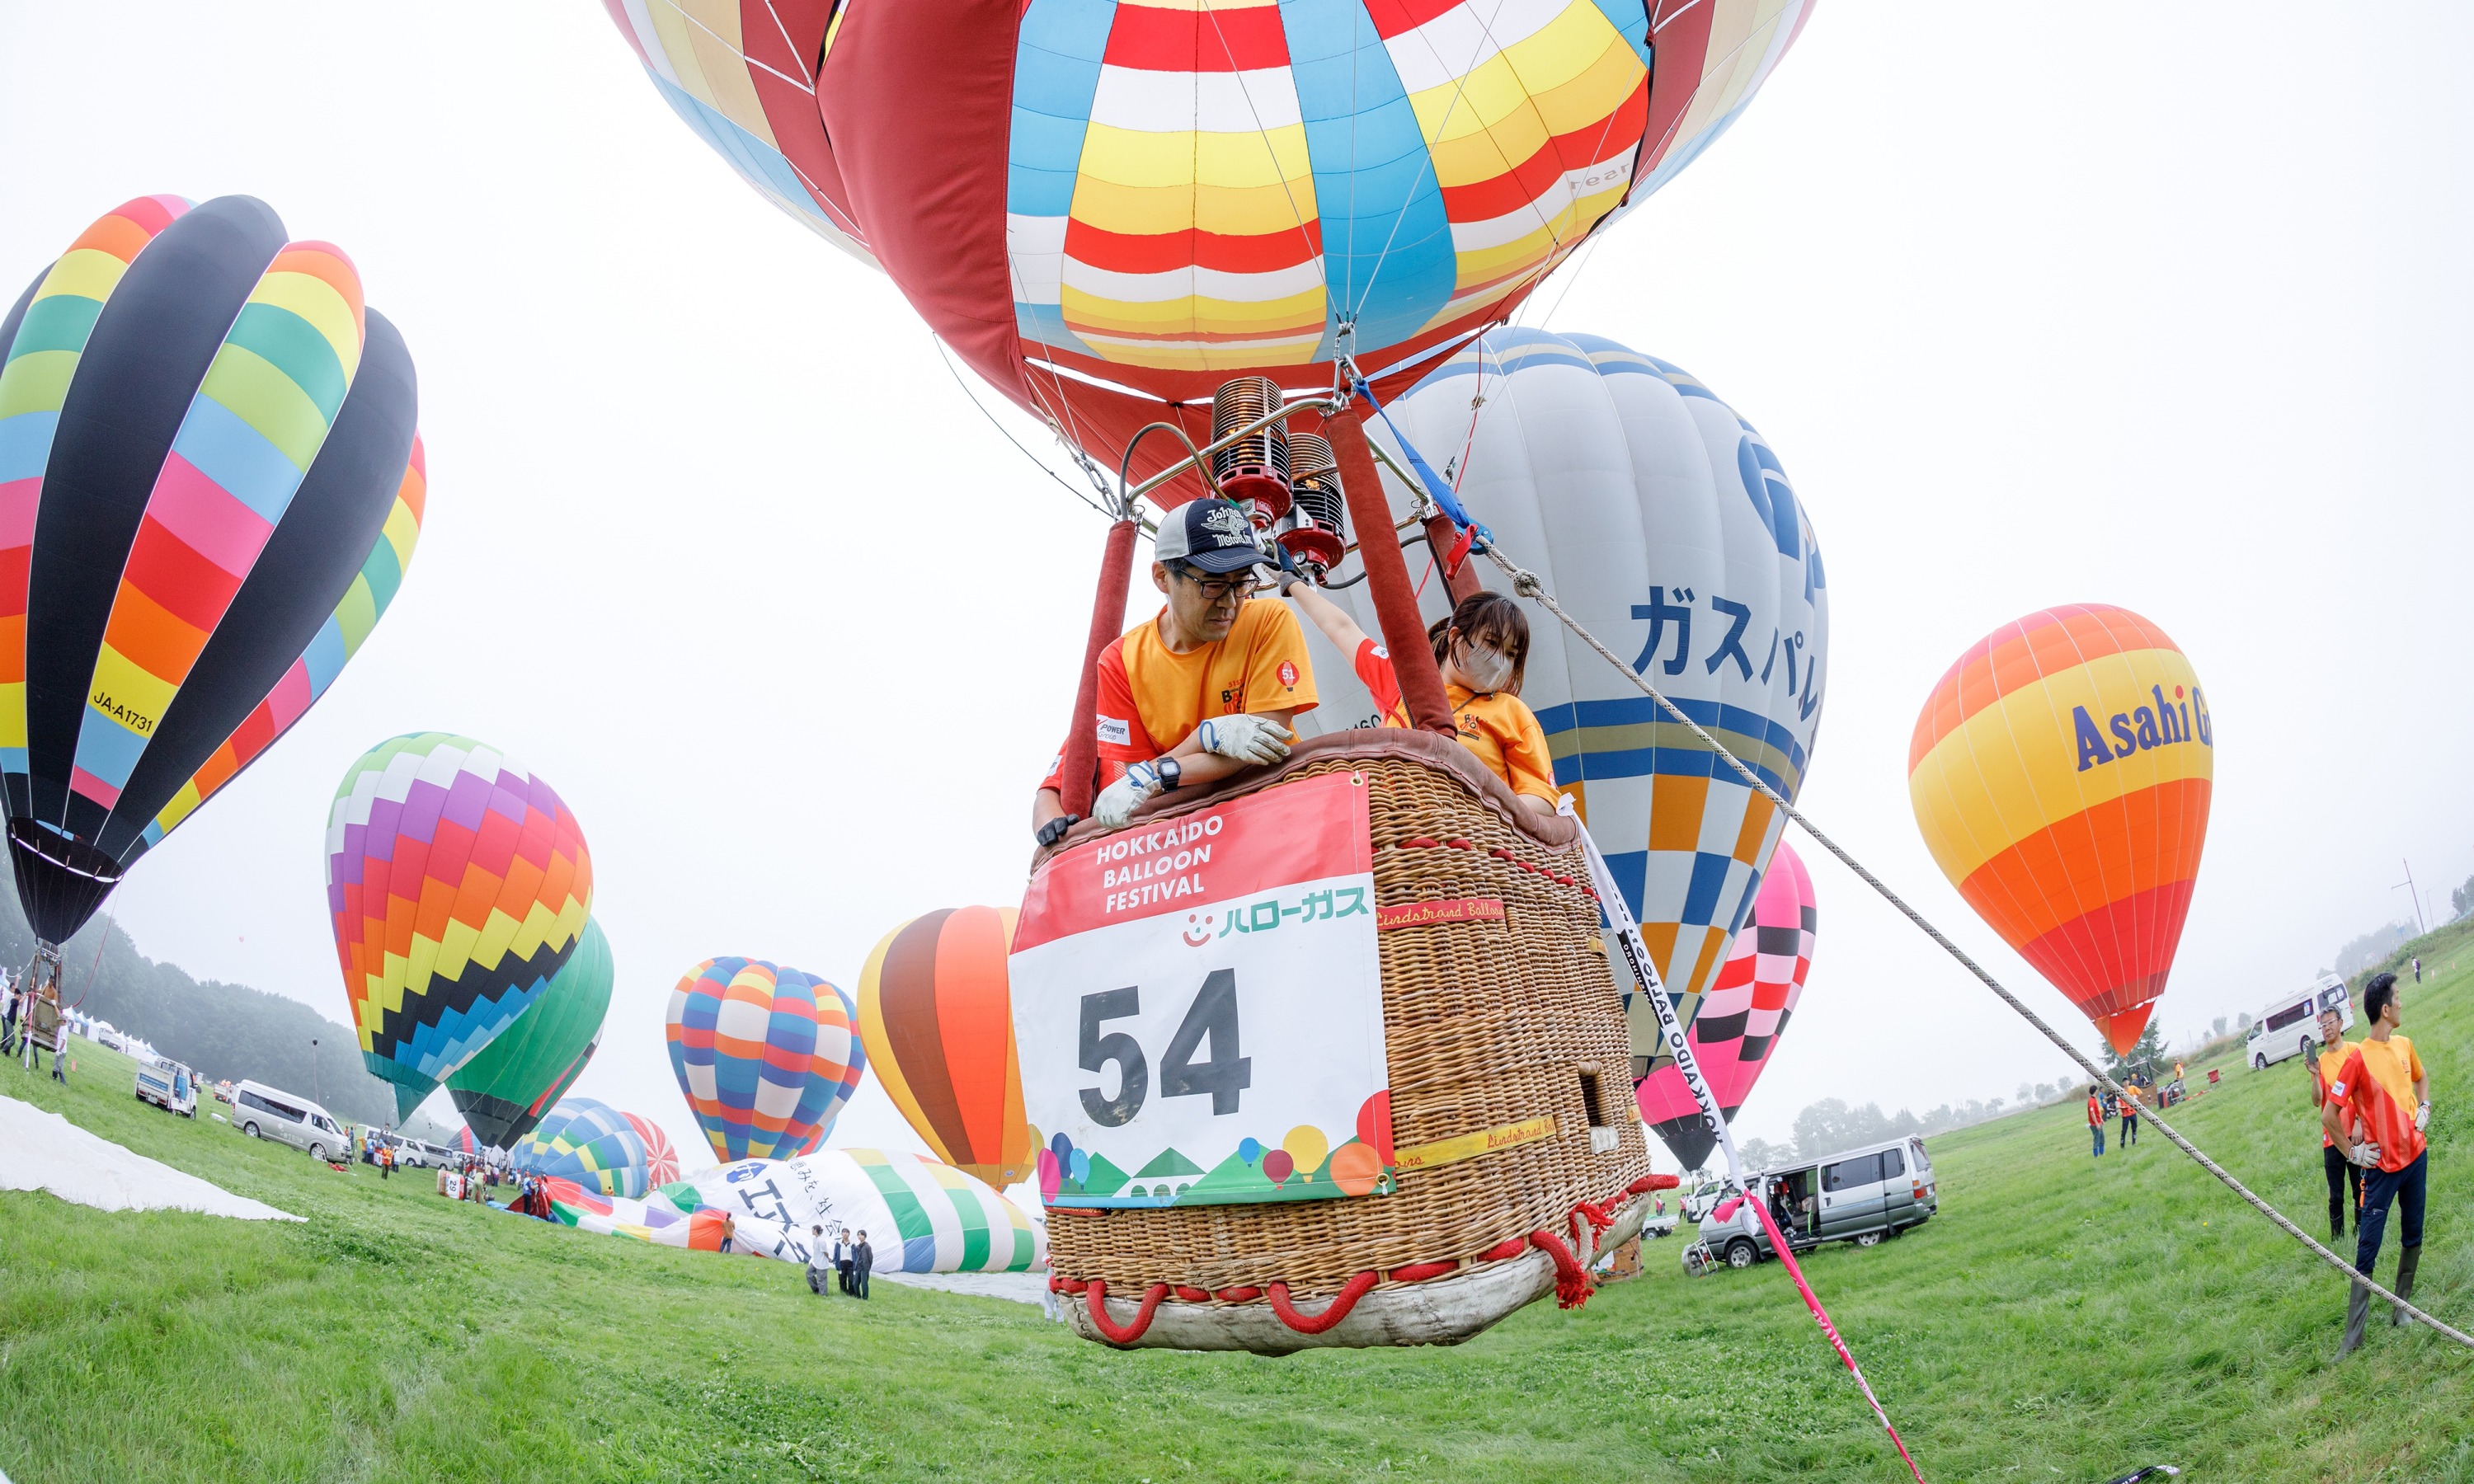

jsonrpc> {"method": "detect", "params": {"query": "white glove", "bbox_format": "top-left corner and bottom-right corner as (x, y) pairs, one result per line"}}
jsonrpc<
(1093, 760), (1164, 829)
(2349, 1140), (2383, 1169)
(2417, 1103), (2432, 1133)
(1197, 713), (1291, 765)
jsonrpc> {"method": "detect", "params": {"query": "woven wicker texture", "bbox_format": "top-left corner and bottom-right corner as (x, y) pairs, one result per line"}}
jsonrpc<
(1047, 744), (1651, 1298)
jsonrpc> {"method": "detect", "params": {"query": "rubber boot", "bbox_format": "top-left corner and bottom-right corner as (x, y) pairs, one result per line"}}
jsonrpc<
(2391, 1246), (2421, 1327)
(2337, 1280), (2371, 1360)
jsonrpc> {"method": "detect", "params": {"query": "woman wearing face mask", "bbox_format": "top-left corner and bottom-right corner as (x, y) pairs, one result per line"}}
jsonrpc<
(1283, 580), (1560, 817)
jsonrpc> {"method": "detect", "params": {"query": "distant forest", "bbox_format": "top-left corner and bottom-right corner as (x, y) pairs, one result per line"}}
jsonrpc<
(2, 894), (434, 1132)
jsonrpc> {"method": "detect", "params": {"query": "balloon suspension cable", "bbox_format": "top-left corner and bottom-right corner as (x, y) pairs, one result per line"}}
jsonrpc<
(1484, 541), (2474, 1353)
(65, 911), (111, 1012)
(931, 336), (1128, 526)
(1563, 800), (1926, 1481)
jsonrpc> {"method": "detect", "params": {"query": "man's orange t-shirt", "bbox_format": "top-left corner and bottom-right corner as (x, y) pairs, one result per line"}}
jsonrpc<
(1353, 638), (1559, 805)
(2312, 1041), (2359, 1148)
(2086, 1094), (2102, 1128)
(1043, 599), (1316, 792)
(2328, 1036), (2427, 1172)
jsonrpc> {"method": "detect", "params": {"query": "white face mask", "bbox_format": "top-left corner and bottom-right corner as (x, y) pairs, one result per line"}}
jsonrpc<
(1457, 641), (1514, 693)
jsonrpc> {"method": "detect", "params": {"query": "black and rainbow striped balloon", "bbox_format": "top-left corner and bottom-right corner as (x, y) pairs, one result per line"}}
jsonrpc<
(0, 195), (421, 943)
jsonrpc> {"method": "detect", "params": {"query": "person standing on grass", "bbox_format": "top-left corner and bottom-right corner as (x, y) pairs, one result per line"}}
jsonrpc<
(2312, 1005), (2363, 1241)
(835, 1228), (854, 1294)
(2086, 1087), (2106, 1158)
(852, 1231), (873, 1300)
(2325, 972), (2434, 1357)
(2119, 1081), (2140, 1147)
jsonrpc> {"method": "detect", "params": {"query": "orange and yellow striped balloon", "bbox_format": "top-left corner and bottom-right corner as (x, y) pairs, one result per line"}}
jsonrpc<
(1907, 606), (2214, 1055)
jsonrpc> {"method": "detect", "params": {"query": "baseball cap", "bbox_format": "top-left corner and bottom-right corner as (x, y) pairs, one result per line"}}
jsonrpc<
(1155, 499), (1266, 574)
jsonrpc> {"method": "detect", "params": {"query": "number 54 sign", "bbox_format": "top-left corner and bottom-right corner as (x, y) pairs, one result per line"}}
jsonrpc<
(1011, 773), (1391, 1209)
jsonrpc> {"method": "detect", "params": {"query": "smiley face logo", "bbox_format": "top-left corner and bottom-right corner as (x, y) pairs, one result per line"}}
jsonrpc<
(1182, 913), (1214, 947)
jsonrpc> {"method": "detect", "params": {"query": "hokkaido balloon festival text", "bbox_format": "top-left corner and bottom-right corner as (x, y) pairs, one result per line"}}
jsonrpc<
(1013, 773), (1392, 1210)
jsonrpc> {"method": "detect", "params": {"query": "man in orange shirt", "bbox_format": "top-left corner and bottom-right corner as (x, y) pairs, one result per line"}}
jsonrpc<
(2310, 1003), (2361, 1241)
(1033, 500), (1317, 842)
(2322, 973), (2433, 1356)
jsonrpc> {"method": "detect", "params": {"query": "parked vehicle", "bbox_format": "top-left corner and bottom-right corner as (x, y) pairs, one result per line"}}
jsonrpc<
(2248, 974), (2351, 1072)
(383, 1138), (452, 1169)
(231, 1079), (350, 1162)
(1686, 1137), (1938, 1273)
(134, 1059), (197, 1117)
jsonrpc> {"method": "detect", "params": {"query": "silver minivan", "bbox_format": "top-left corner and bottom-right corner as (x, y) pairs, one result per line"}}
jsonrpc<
(1690, 1136), (1939, 1271)
(232, 1079), (349, 1162)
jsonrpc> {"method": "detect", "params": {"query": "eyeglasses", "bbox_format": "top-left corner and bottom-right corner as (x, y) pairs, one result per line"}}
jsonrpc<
(1174, 568), (1258, 602)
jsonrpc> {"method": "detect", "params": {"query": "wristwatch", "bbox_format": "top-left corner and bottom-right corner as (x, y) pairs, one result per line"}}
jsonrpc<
(1155, 756), (1182, 791)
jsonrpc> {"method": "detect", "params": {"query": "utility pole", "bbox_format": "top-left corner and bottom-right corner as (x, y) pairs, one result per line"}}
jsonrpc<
(311, 1036), (320, 1107)
(2395, 860), (2429, 936)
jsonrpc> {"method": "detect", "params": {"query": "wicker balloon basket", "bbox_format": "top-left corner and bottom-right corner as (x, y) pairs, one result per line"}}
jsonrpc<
(1039, 731), (1669, 1354)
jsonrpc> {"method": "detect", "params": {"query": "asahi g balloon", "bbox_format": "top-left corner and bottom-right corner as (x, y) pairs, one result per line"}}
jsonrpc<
(1907, 605), (2213, 1055)
(327, 734), (595, 1118)
(1304, 328), (1829, 1082)
(0, 196), (421, 953)
(857, 906), (1036, 1187)
(599, 0), (1814, 482)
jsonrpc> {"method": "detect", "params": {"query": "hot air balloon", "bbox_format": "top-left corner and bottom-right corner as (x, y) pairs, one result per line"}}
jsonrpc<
(598, 0), (1813, 480)
(1302, 328), (1828, 1080)
(327, 735), (595, 1118)
(0, 195), (421, 954)
(515, 1097), (654, 1198)
(856, 906), (1034, 1187)
(665, 958), (864, 1163)
(680, 1149), (1047, 1274)
(623, 1111), (681, 1186)
(1908, 606), (2213, 1055)
(446, 918), (614, 1148)
(1634, 838), (1816, 1167)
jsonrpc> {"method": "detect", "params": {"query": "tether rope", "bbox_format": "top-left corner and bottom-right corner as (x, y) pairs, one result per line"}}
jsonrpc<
(1479, 542), (2474, 1353)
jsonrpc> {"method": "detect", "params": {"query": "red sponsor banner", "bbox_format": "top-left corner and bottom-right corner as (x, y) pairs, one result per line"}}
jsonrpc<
(1376, 897), (1506, 931)
(1015, 771), (1371, 952)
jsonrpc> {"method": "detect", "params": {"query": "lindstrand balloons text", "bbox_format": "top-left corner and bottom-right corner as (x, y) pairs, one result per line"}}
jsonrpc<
(1304, 329), (1827, 1078)
(0, 195), (422, 946)
(665, 958), (864, 1163)
(327, 734), (595, 1118)
(1907, 605), (2213, 1055)
(1634, 839), (1816, 1168)
(856, 906), (1033, 1186)
(447, 918), (614, 1148)
(515, 1097), (654, 1199)
(600, 0), (1813, 481)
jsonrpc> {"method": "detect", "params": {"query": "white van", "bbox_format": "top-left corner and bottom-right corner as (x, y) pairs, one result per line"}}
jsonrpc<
(232, 1079), (349, 1162)
(1689, 1136), (1939, 1271)
(2248, 974), (2352, 1071)
(134, 1059), (196, 1117)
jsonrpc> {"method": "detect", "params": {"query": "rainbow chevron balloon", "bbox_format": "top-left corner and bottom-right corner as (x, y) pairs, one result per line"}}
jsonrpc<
(327, 734), (593, 1118)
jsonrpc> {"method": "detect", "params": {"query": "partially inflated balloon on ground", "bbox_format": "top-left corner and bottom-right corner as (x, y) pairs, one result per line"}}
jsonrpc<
(1908, 606), (2213, 1055)
(0, 195), (422, 946)
(856, 907), (1032, 1186)
(1634, 840), (1817, 1168)
(515, 1097), (653, 1198)
(680, 1148), (1044, 1274)
(327, 734), (594, 1118)
(665, 959), (863, 1163)
(623, 1111), (680, 1186)
(448, 918), (614, 1148)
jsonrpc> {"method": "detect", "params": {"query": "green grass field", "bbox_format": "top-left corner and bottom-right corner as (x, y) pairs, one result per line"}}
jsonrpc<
(3, 943), (2469, 1483)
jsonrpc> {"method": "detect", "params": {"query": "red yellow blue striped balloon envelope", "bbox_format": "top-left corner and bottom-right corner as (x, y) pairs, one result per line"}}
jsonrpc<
(1907, 606), (2213, 1055)
(665, 959), (866, 1163)
(598, 0), (1814, 484)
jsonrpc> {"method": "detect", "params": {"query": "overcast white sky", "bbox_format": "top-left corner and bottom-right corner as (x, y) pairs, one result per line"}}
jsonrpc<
(2, 3), (2467, 1172)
